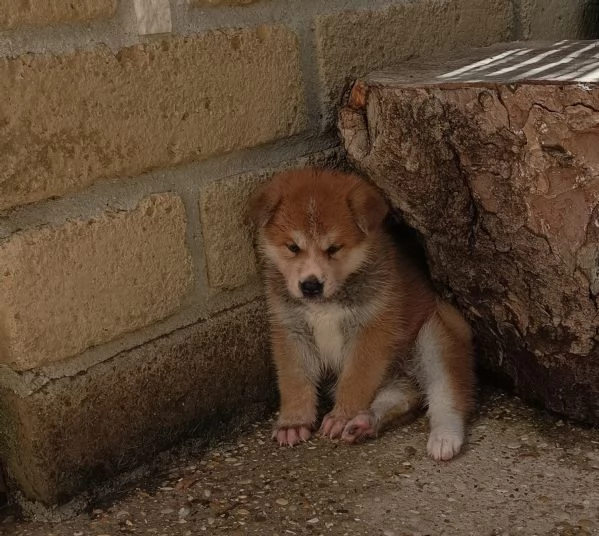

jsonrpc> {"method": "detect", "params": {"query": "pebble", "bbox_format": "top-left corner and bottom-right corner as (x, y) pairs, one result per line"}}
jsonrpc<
(178, 507), (191, 518)
(160, 508), (175, 515)
(307, 517), (319, 524)
(275, 498), (289, 506)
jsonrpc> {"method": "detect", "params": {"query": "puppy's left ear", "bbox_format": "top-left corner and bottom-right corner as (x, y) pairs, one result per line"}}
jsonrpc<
(347, 180), (389, 234)
(248, 179), (281, 229)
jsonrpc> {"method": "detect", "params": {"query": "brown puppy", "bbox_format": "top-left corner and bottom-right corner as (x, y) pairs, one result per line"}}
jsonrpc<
(249, 168), (474, 460)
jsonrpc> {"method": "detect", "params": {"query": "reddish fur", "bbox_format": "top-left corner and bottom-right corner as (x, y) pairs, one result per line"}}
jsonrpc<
(249, 168), (475, 458)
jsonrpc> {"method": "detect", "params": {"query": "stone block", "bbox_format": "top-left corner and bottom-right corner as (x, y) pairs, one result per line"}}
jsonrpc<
(0, 194), (193, 370)
(0, 26), (306, 210)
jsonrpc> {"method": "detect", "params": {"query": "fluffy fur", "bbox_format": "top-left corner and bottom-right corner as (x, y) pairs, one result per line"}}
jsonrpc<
(249, 168), (474, 460)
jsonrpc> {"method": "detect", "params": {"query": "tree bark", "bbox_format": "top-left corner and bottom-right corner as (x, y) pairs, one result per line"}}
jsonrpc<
(339, 41), (599, 423)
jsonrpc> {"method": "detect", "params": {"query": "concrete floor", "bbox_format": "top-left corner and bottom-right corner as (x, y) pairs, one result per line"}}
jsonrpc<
(3, 388), (599, 536)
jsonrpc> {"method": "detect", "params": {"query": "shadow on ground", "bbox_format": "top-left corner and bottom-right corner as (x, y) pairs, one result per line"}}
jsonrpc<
(3, 387), (599, 536)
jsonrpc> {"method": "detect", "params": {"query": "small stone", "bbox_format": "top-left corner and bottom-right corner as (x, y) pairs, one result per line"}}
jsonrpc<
(178, 507), (191, 518)
(275, 498), (289, 506)
(160, 508), (175, 515)
(236, 509), (250, 515)
(404, 446), (417, 456)
(307, 517), (319, 524)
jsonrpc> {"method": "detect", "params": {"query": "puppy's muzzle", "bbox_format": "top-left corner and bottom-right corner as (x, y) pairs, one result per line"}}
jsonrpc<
(299, 276), (324, 298)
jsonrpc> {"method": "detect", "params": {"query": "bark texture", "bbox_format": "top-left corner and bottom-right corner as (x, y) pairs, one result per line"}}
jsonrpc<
(339, 42), (599, 423)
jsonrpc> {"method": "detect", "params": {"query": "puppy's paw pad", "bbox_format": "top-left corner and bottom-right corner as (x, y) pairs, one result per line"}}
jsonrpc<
(320, 413), (350, 440)
(427, 428), (463, 461)
(341, 411), (377, 444)
(272, 425), (312, 447)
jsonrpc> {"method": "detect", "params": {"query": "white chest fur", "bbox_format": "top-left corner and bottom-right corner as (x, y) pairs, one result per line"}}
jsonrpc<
(304, 304), (350, 372)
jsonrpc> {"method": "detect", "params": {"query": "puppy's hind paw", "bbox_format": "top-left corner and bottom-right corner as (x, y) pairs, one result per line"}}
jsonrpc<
(272, 425), (312, 447)
(427, 427), (464, 461)
(341, 411), (378, 444)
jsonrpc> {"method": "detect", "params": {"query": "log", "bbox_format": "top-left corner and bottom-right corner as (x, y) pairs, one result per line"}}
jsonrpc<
(339, 40), (599, 423)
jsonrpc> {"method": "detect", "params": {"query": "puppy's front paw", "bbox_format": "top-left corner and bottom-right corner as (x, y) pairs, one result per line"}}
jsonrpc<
(320, 412), (351, 439)
(272, 425), (313, 447)
(427, 427), (464, 461)
(341, 411), (378, 444)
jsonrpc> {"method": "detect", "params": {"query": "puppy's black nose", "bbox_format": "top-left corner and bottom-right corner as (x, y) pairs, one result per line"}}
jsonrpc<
(300, 276), (323, 298)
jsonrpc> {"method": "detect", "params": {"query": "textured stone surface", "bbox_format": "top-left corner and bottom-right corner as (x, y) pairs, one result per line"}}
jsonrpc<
(193, 0), (261, 5)
(0, 0), (116, 29)
(339, 42), (599, 424)
(6, 390), (599, 532)
(0, 26), (306, 210)
(133, 0), (171, 35)
(315, 0), (513, 112)
(199, 173), (266, 289)
(0, 194), (193, 371)
(521, 0), (599, 40)
(0, 300), (274, 504)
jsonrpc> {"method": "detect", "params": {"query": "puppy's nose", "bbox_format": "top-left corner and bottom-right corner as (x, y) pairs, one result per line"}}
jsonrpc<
(299, 276), (323, 298)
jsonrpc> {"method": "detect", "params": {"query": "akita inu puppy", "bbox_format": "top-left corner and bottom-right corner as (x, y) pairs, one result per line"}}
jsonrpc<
(249, 168), (474, 460)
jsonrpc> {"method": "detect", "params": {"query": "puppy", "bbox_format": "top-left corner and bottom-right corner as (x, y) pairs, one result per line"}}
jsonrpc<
(249, 168), (474, 461)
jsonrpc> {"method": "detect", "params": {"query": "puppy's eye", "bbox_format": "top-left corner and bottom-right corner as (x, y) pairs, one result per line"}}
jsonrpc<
(287, 243), (300, 254)
(326, 244), (342, 256)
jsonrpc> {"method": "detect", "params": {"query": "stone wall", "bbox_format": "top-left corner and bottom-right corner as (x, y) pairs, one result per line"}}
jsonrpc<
(0, 0), (595, 505)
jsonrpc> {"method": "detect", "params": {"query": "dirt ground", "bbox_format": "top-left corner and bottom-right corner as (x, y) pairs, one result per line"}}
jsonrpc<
(3, 388), (599, 536)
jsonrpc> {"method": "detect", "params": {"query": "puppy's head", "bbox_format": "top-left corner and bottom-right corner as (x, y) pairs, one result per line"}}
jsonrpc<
(249, 168), (388, 301)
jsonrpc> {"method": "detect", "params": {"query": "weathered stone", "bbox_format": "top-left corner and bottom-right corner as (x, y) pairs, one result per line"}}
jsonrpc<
(0, 300), (274, 504)
(315, 0), (514, 115)
(0, 26), (306, 210)
(193, 0), (261, 5)
(339, 41), (599, 423)
(0, 194), (193, 370)
(520, 0), (599, 40)
(0, 0), (116, 29)
(199, 173), (267, 289)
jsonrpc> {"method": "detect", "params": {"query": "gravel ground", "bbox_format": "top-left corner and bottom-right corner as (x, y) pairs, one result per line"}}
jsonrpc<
(3, 388), (599, 536)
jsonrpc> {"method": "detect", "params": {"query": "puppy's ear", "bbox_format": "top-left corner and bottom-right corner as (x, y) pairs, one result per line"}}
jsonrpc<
(347, 180), (389, 234)
(248, 179), (281, 229)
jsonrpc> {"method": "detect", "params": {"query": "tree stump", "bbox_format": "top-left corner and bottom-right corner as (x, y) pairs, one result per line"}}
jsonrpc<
(339, 41), (599, 424)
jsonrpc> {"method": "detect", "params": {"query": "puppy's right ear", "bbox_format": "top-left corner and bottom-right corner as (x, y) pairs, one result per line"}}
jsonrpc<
(248, 179), (281, 228)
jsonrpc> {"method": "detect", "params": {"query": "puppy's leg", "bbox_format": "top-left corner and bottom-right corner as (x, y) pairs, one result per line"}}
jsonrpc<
(321, 321), (398, 439)
(416, 303), (475, 461)
(271, 325), (318, 447)
(341, 378), (421, 443)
